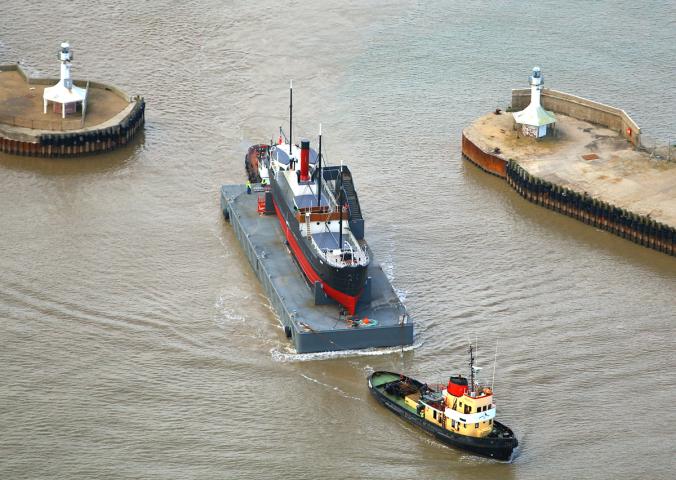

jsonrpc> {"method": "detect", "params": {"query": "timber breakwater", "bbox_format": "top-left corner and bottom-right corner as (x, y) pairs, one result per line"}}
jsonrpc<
(0, 63), (144, 157)
(462, 87), (675, 256)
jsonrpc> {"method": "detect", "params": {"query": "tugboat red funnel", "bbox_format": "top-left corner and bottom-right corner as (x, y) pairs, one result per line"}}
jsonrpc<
(300, 139), (310, 182)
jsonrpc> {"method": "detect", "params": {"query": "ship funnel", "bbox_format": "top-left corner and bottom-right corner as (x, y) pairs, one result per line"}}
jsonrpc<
(300, 139), (310, 182)
(447, 375), (468, 397)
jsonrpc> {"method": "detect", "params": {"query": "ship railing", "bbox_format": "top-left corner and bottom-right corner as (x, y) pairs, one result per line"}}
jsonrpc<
(322, 250), (369, 267)
(318, 181), (339, 211)
(279, 127), (289, 145)
(428, 383), (447, 393)
(310, 238), (369, 267)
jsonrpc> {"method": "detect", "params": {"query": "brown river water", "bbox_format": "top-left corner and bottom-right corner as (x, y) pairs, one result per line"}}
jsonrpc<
(1, 1), (675, 479)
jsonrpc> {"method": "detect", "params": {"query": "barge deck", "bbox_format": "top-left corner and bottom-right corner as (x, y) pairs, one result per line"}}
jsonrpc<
(220, 184), (414, 354)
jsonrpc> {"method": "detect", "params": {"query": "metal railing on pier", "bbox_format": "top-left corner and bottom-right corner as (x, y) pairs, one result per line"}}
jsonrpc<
(0, 113), (82, 131)
(640, 134), (675, 162)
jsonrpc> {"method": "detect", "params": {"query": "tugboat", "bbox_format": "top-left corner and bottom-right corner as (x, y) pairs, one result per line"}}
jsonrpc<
(367, 346), (518, 461)
(244, 82), (369, 315)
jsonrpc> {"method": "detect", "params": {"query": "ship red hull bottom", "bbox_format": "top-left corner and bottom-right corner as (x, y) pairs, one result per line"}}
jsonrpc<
(272, 199), (360, 314)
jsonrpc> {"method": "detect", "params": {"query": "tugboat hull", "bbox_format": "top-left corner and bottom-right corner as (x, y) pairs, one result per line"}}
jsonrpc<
(368, 371), (518, 461)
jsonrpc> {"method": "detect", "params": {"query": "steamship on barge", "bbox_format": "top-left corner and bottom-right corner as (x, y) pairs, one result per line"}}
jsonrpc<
(368, 346), (518, 461)
(244, 83), (369, 315)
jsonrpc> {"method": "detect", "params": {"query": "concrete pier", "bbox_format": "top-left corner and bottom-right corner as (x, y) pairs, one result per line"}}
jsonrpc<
(221, 184), (414, 354)
(0, 64), (144, 157)
(461, 87), (675, 256)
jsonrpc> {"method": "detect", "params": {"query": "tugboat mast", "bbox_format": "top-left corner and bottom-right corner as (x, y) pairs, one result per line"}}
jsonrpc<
(468, 344), (476, 394)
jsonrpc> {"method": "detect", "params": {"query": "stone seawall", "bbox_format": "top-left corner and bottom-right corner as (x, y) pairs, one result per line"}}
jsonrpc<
(0, 64), (144, 157)
(511, 88), (641, 146)
(461, 133), (675, 256)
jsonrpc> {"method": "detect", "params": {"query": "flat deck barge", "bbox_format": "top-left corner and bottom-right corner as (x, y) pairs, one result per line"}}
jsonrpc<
(220, 184), (414, 354)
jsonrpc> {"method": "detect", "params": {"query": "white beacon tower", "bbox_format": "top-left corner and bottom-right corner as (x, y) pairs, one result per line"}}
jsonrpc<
(43, 42), (88, 118)
(512, 66), (556, 139)
(529, 67), (544, 107)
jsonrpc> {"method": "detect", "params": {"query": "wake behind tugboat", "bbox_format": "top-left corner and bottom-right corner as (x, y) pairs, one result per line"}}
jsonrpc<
(368, 345), (518, 461)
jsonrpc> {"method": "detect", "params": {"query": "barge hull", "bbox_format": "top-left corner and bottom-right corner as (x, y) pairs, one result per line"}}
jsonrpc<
(221, 184), (414, 354)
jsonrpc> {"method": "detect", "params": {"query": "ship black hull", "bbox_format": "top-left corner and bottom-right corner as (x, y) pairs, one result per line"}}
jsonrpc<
(368, 372), (518, 461)
(270, 169), (367, 313)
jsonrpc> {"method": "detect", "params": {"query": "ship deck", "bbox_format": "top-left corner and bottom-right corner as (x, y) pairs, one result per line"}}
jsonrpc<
(220, 184), (414, 354)
(295, 193), (329, 209)
(312, 232), (342, 250)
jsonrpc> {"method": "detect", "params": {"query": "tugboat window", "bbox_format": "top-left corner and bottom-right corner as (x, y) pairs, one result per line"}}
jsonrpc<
(475, 423), (479, 428)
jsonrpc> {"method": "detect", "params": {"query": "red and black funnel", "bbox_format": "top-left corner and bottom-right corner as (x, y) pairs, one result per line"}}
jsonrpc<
(300, 139), (310, 182)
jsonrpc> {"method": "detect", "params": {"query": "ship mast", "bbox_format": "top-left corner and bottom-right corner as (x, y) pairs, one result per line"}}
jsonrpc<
(317, 124), (322, 207)
(338, 160), (343, 251)
(289, 80), (293, 155)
